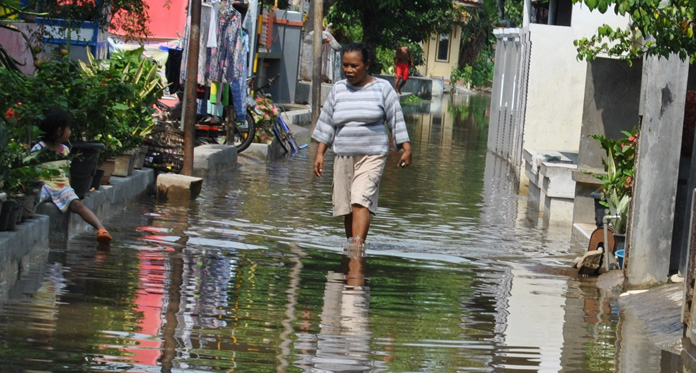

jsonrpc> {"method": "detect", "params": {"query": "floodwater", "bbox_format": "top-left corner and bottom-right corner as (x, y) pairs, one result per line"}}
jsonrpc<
(0, 93), (678, 372)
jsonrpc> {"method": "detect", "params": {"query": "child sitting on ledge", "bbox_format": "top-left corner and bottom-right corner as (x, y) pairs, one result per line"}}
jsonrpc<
(31, 108), (112, 244)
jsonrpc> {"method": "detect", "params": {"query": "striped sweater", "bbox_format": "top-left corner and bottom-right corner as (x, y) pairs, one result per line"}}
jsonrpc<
(311, 78), (410, 156)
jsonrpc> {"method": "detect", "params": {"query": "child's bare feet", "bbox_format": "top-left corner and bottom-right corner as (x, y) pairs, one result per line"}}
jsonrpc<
(97, 228), (112, 244)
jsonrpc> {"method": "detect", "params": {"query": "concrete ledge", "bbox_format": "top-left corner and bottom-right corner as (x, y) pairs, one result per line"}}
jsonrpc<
(573, 222), (596, 249)
(156, 173), (203, 201)
(525, 149), (577, 216)
(36, 168), (155, 245)
(375, 74), (435, 99)
(193, 144), (238, 179)
(238, 137), (290, 163)
(541, 163), (577, 199)
(281, 107), (311, 127)
(0, 214), (49, 298)
(295, 81), (333, 105)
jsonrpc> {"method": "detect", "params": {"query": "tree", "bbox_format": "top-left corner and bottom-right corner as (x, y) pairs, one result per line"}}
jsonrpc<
(456, 0), (521, 87)
(327, 0), (462, 72)
(572, 0), (695, 63)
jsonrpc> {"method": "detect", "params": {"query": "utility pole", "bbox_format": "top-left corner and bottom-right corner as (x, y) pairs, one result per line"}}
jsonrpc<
(310, 0), (323, 131)
(182, 0), (201, 176)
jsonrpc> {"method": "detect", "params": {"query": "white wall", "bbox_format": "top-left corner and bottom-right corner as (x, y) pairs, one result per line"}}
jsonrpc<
(522, 2), (630, 155)
(571, 3), (631, 38)
(523, 24), (586, 153)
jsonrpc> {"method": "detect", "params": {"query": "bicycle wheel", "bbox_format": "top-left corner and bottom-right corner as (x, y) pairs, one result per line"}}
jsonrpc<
(271, 118), (294, 154)
(278, 116), (299, 153)
(224, 106), (255, 152)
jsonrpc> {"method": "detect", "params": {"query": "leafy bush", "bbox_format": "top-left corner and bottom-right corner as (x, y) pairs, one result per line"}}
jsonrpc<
(450, 66), (473, 89)
(0, 48), (165, 194)
(590, 128), (638, 233)
(79, 48), (164, 156)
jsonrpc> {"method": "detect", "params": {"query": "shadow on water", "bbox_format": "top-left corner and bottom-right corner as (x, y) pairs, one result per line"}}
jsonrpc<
(0, 92), (686, 372)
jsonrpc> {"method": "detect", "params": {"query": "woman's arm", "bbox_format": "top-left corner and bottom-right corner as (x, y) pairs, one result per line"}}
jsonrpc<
(314, 142), (328, 177)
(398, 141), (412, 168)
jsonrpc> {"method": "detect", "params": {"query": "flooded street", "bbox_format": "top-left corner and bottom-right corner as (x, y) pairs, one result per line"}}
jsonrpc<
(0, 93), (672, 372)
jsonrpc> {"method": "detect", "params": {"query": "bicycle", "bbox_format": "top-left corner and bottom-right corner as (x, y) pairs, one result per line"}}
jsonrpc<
(248, 74), (299, 155)
(154, 89), (256, 153)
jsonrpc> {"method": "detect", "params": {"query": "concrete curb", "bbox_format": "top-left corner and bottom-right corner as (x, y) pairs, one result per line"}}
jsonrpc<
(0, 107), (313, 300)
(36, 168), (156, 246)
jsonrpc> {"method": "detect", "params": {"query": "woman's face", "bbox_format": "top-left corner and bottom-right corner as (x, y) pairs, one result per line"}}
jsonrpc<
(342, 50), (370, 86)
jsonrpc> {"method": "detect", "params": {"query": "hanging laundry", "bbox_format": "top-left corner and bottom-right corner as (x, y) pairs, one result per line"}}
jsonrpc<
(180, 2), (214, 85)
(208, 3), (243, 83)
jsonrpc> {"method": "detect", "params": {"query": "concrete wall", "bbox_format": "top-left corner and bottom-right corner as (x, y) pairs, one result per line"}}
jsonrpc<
(627, 54), (688, 287)
(488, 28), (522, 173)
(572, 58), (642, 231)
(376, 75), (435, 99)
(523, 23), (586, 154)
(570, 2), (630, 37)
(487, 3), (631, 187)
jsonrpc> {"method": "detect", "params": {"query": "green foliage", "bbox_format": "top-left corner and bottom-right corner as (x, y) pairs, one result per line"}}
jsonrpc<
(450, 65), (473, 88)
(457, 0), (508, 87)
(376, 41), (423, 76)
(0, 47), (164, 194)
(79, 48), (164, 155)
(590, 128), (638, 233)
(572, 0), (696, 63)
(327, 0), (462, 72)
(470, 47), (494, 87)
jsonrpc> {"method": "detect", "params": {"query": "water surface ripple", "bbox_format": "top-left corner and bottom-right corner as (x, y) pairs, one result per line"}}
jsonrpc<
(0, 94), (661, 372)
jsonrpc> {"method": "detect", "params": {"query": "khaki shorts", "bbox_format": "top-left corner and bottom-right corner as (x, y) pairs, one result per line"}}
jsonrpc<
(332, 154), (387, 216)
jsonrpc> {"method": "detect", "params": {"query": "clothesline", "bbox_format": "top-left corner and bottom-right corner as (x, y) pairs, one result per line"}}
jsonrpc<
(174, 0), (251, 122)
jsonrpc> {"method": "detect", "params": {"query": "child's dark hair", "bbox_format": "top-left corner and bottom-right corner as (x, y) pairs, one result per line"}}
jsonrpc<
(343, 43), (370, 64)
(40, 108), (71, 143)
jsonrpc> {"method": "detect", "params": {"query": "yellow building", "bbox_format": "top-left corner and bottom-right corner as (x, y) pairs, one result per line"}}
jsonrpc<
(417, 0), (481, 82)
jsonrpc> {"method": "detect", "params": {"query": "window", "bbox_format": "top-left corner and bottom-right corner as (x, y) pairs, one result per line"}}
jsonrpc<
(436, 33), (450, 61)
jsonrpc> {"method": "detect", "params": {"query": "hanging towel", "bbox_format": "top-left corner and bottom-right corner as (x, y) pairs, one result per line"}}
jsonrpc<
(209, 82), (219, 104)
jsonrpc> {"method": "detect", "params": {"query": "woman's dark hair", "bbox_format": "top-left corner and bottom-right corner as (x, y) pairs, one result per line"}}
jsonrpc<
(343, 43), (370, 64)
(39, 108), (71, 142)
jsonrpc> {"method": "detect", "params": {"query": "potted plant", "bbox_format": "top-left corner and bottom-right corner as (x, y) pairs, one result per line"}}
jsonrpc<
(79, 48), (164, 176)
(251, 95), (279, 145)
(590, 128), (638, 248)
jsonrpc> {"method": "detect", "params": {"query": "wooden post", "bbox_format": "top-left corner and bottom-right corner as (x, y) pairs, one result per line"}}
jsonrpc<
(310, 0), (323, 131)
(182, 0), (202, 176)
(683, 188), (696, 334)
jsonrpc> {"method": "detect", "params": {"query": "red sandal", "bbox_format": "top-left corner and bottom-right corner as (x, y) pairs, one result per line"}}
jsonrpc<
(97, 229), (112, 244)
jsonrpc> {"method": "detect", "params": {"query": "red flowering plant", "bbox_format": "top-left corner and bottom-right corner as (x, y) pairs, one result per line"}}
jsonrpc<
(590, 127), (638, 234)
(251, 95), (280, 144)
(0, 66), (59, 197)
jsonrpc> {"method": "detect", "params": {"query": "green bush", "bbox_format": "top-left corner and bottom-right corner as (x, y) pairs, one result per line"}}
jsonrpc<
(0, 48), (165, 195)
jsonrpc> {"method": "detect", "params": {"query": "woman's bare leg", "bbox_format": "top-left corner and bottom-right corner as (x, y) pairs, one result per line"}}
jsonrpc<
(350, 204), (370, 244)
(344, 213), (353, 239)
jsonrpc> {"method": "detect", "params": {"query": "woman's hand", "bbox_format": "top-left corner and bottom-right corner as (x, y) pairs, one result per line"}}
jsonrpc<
(397, 142), (412, 168)
(314, 153), (324, 177)
(314, 142), (328, 177)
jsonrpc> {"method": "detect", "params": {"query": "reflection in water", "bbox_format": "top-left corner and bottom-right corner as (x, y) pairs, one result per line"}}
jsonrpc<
(0, 93), (676, 372)
(297, 243), (382, 372)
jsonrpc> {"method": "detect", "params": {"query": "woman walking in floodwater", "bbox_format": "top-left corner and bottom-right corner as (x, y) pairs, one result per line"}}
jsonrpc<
(312, 43), (412, 246)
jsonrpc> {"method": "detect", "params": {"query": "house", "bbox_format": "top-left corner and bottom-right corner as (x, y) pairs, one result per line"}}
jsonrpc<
(488, 0), (696, 286)
(417, 0), (481, 82)
(489, 0), (696, 358)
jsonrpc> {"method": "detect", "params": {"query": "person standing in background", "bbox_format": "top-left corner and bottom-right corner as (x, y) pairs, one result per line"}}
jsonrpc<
(393, 43), (413, 94)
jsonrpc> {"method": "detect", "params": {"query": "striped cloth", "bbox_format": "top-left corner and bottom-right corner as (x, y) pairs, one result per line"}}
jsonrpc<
(312, 78), (410, 156)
